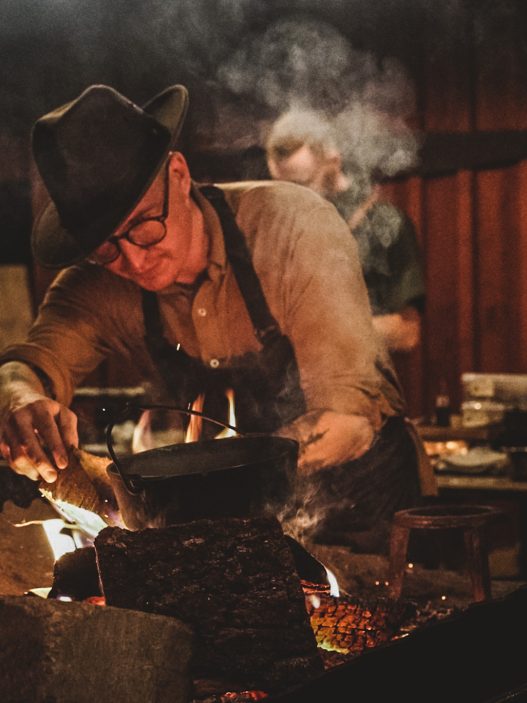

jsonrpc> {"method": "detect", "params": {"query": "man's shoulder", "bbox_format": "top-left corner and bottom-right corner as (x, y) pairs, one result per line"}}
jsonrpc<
(51, 262), (136, 300)
(217, 180), (332, 213)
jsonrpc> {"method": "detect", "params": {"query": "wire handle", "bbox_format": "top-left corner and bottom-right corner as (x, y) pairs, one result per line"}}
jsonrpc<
(105, 403), (243, 494)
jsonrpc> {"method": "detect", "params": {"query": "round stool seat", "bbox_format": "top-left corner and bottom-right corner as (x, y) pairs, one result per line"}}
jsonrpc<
(388, 504), (501, 603)
(392, 504), (500, 530)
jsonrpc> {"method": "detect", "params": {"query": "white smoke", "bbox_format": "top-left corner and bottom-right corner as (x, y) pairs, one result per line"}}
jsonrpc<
(276, 479), (333, 546)
(216, 14), (421, 180)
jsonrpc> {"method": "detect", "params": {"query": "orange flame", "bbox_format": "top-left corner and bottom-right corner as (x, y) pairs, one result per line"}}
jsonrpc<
(214, 388), (238, 439)
(185, 389), (238, 442)
(185, 393), (205, 443)
(133, 390), (238, 450)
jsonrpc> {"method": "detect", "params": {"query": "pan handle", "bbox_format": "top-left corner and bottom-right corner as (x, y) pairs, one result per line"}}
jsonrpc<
(105, 403), (244, 495)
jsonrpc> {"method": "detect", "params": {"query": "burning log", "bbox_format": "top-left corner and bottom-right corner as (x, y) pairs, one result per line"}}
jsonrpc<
(0, 595), (193, 703)
(94, 516), (324, 694)
(49, 546), (102, 600)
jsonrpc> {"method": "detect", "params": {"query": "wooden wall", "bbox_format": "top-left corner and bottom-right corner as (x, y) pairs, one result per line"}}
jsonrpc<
(381, 10), (527, 419)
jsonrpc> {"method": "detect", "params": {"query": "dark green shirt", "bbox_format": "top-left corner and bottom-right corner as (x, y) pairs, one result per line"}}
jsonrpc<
(332, 192), (426, 316)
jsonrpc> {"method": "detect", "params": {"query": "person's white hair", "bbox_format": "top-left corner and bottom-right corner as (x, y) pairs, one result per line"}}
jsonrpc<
(265, 109), (339, 162)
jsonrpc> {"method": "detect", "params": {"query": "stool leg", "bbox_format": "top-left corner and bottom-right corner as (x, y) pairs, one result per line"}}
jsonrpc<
(464, 526), (492, 602)
(388, 524), (410, 599)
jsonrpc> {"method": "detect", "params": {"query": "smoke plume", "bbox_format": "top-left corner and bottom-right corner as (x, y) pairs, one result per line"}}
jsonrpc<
(216, 14), (421, 180)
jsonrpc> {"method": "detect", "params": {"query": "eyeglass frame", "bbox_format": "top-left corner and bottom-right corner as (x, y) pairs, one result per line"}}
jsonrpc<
(87, 157), (172, 266)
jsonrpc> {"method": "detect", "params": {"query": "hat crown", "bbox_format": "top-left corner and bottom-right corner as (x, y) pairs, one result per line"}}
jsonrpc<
(31, 83), (188, 268)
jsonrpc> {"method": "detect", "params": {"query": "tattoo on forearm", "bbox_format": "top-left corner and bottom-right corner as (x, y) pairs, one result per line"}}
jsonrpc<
(280, 409), (329, 456)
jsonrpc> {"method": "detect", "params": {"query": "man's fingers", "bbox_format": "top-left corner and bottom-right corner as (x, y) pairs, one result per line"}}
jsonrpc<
(12, 462), (41, 482)
(31, 408), (70, 470)
(12, 455), (51, 482)
(1, 432), (56, 482)
(3, 413), (59, 481)
(57, 406), (79, 462)
(0, 394), (78, 482)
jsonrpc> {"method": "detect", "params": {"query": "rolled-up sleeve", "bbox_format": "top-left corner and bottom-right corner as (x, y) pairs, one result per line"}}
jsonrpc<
(0, 266), (141, 405)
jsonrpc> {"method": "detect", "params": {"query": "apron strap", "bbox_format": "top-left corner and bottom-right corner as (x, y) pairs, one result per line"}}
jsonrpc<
(142, 286), (166, 351)
(199, 184), (281, 345)
(404, 418), (438, 496)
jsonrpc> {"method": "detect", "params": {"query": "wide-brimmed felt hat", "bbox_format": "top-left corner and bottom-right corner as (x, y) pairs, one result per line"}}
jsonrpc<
(31, 83), (189, 268)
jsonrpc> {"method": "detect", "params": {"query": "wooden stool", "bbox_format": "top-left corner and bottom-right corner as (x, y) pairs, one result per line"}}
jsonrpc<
(388, 504), (500, 602)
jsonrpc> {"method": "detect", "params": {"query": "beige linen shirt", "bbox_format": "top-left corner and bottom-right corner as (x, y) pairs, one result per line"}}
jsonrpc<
(0, 181), (403, 431)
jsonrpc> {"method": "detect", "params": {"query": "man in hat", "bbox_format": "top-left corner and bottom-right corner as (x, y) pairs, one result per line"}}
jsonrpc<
(265, 108), (426, 353)
(0, 84), (434, 552)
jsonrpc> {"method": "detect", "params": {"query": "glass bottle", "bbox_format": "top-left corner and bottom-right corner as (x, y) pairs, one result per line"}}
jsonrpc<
(434, 380), (452, 427)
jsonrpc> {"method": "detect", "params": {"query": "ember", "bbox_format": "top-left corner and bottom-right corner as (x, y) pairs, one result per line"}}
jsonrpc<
(303, 586), (411, 656)
(197, 691), (268, 703)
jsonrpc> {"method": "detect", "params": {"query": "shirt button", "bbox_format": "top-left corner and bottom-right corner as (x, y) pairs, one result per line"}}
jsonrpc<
(209, 358), (220, 368)
(197, 307), (207, 317)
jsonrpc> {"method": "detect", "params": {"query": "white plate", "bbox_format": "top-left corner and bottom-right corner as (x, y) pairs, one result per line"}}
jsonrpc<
(442, 446), (508, 473)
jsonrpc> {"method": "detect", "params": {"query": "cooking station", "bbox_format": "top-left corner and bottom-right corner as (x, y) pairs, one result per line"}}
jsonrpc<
(1, 397), (527, 703)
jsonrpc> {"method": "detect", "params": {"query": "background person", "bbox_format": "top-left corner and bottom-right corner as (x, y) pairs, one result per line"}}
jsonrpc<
(265, 108), (426, 353)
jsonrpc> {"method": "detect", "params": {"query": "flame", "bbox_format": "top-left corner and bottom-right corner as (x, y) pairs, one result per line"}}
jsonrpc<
(214, 388), (238, 439)
(308, 594), (321, 609)
(185, 389), (238, 441)
(41, 519), (78, 561)
(185, 393), (205, 443)
(131, 410), (154, 453)
(14, 515), (101, 558)
(132, 390), (239, 450)
(325, 566), (340, 597)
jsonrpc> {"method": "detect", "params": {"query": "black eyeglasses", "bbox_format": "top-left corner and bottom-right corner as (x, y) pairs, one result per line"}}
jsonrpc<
(88, 160), (171, 266)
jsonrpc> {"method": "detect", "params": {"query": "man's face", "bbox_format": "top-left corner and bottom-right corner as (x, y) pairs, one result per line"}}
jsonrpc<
(94, 153), (199, 291)
(267, 144), (341, 198)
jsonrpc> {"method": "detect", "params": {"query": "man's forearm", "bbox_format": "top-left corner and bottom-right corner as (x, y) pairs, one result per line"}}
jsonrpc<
(0, 361), (46, 413)
(373, 307), (421, 352)
(276, 409), (375, 473)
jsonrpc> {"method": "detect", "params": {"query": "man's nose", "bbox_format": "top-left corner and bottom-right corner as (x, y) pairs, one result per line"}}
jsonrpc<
(118, 238), (149, 270)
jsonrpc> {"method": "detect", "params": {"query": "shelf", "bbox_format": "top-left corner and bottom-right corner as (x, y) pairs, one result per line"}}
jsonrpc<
(437, 474), (527, 492)
(416, 424), (502, 442)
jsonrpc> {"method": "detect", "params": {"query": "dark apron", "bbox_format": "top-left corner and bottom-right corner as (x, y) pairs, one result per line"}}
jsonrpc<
(142, 185), (421, 552)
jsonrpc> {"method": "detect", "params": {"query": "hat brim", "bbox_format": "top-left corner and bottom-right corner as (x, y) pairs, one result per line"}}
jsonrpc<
(32, 85), (189, 269)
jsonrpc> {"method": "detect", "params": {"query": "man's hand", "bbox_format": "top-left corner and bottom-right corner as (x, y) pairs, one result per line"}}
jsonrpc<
(0, 362), (78, 482)
(277, 409), (375, 474)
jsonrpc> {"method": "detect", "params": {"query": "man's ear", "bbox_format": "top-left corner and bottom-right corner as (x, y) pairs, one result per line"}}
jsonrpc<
(325, 149), (343, 172)
(168, 151), (191, 196)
